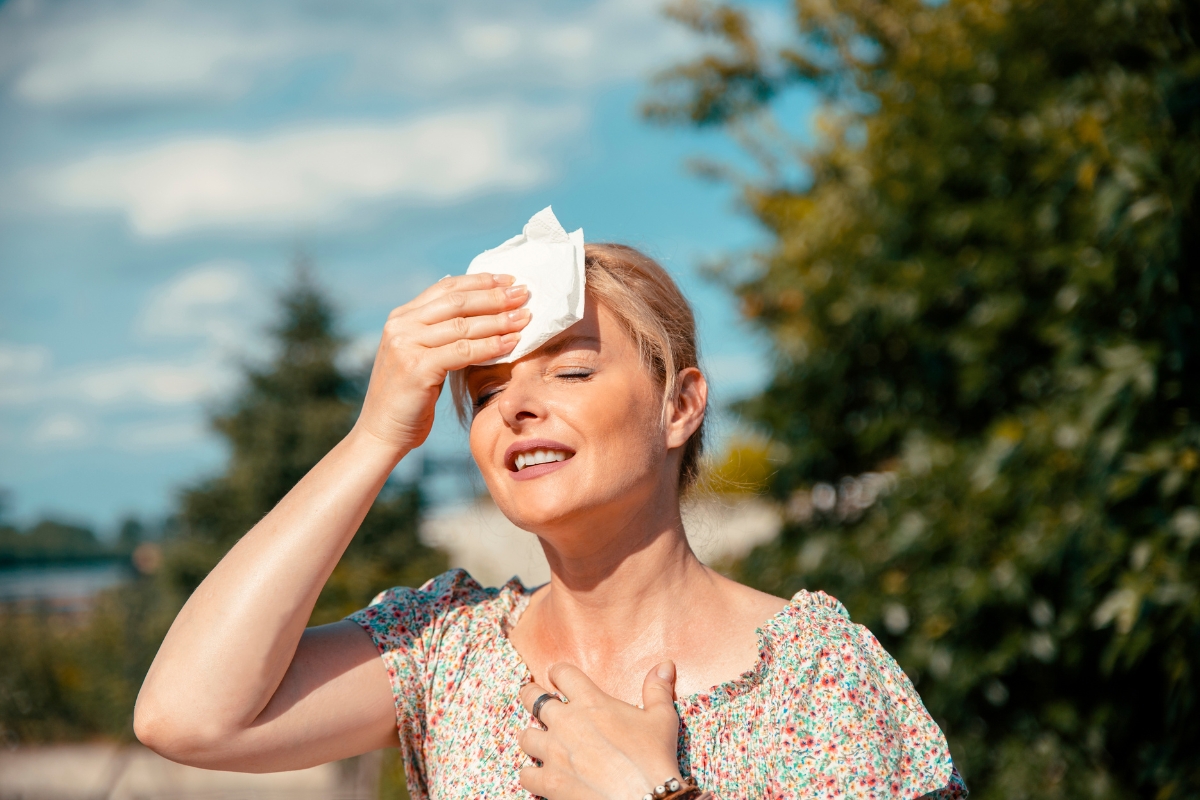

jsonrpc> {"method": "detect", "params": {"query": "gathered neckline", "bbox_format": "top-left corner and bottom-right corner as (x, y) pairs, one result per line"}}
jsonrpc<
(491, 578), (811, 715)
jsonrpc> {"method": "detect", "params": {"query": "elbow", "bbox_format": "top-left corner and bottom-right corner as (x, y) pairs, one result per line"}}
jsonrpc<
(132, 697), (171, 754)
(133, 694), (236, 766)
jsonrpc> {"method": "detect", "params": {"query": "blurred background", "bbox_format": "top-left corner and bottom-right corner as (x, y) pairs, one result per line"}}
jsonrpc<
(1, 0), (1197, 798)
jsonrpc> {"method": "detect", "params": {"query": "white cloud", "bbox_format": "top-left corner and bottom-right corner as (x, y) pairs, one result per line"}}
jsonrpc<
(113, 418), (206, 452)
(138, 260), (261, 346)
(8, 9), (295, 105)
(372, 0), (692, 94)
(0, 261), (265, 454)
(0, 353), (232, 408)
(1, 0), (690, 107)
(0, 261), (258, 411)
(32, 412), (89, 444)
(72, 357), (232, 405)
(42, 105), (581, 236)
(0, 342), (52, 377)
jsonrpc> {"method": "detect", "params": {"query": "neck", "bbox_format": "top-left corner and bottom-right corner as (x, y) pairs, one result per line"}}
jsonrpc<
(528, 483), (715, 672)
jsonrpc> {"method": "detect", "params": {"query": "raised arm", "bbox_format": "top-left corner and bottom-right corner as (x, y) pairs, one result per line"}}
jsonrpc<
(134, 273), (530, 772)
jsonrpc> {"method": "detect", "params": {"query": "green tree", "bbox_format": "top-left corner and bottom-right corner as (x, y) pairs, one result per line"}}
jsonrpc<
(0, 265), (445, 744)
(168, 263), (446, 624)
(652, 0), (1199, 796)
(0, 519), (108, 565)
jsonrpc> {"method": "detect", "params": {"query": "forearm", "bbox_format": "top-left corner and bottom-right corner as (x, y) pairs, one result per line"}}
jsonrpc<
(136, 426), (404, 746)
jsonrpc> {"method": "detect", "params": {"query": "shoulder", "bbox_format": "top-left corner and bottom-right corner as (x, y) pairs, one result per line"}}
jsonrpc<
(708, 568), (791, 629)
(768, 589), (893, 686)
(348, 568), (523, 651)
(764, 590), (963, 798)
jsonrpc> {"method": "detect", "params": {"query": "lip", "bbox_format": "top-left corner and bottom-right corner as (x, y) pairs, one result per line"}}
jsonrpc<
(504, 438), (576, 481)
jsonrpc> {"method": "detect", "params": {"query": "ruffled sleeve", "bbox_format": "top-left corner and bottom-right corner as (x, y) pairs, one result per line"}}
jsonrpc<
(346, 568), (494, 799)
(771, 591), (967, 799)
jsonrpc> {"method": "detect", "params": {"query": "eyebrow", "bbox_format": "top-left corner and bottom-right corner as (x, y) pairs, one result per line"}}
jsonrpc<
(465, 333), (604, 381)
(539, 334), (601, 357)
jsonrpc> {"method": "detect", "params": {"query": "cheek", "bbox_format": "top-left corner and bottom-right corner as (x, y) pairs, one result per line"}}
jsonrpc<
(578, 383), (664, 470)
(467, 411), (501, 474)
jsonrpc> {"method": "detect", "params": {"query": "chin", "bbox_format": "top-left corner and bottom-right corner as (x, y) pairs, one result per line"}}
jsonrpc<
(479, 463), (593, 533)
(490, 483), (584, 535)
(487, 467), (656, 542)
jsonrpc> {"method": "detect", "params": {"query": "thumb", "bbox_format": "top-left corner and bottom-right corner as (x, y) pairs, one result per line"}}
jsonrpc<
(642, 660), (677, 711)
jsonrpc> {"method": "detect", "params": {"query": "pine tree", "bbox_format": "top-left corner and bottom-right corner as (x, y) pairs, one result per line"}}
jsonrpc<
(168, 262), (446, 623)
(0, 263), (445, 743)
(652, 0), (1199, 795)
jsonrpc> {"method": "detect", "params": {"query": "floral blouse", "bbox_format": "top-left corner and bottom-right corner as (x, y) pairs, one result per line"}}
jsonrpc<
(348, 569), (968, 800)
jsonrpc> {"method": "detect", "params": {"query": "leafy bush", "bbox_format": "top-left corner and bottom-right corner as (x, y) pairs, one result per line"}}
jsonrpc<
(653, 0), (1199, 795)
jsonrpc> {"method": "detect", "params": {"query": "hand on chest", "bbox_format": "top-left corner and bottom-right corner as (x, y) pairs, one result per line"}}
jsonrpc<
(509, 610), (765, 706)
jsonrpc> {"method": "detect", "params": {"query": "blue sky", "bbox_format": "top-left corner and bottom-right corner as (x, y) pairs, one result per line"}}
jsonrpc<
(0, 0), (803, 531)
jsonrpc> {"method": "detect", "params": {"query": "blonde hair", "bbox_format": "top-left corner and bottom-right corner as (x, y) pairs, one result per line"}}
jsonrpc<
(450, 242), (707, 489)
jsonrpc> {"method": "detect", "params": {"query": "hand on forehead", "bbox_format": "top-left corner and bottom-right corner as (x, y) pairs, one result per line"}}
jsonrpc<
(465, 296), (612, 386)
(465, 206), (585, 366)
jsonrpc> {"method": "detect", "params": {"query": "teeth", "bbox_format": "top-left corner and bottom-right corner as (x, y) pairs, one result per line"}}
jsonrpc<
(514, 449), (571, 470)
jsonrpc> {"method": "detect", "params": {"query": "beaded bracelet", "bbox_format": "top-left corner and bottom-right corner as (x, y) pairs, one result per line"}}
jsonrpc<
(641, 776), (703, 800)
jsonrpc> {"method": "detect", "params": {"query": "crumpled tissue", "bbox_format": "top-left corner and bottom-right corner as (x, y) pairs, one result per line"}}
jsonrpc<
(465, 206), (585, 365)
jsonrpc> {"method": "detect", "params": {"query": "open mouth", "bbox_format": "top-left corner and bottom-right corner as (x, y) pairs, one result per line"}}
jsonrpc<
(514, 449), (571, 471)
(505, 439), (576, 474)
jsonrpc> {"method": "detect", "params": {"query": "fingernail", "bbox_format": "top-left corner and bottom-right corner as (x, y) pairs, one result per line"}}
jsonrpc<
(506, 285), (529, 299)
(507, 308), (531, 321)
(656, 661), (675, 680)
(493, 274), (515, 286)
(501, 332), (520, 345)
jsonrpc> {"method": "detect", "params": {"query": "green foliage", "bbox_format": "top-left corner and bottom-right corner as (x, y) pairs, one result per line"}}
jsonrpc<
(0, 265), (445, 742)
(654, 0), (1199, 796)
(698, 434), (782, 494)
(0, 519), (125, 566)
(0, 575), (172, 743)
(378, 748), (413, 800)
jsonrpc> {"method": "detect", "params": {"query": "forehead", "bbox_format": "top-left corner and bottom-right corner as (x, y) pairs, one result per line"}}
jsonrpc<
(464, 299), (630, 382)
(538, 296), (605, 357)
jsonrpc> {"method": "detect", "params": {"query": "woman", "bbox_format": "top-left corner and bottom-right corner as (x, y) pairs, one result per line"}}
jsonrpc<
(135, 244), (967, 800)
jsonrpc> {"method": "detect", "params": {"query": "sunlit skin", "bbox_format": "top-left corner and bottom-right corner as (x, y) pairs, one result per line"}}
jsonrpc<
(133, 272), (785, 800)
(468, 307), (671, 548)
(471, 300), (786, 798)
(468, 301), (785, 704)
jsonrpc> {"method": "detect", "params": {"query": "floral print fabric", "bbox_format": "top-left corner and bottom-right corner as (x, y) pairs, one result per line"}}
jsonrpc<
(348, 569), (967, 800)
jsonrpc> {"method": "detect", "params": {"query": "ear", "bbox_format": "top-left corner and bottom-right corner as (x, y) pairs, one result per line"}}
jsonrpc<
(665, 367), (707, 450)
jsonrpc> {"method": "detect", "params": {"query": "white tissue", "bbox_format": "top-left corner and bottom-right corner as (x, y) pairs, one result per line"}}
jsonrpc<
(465, 206), (585, 365)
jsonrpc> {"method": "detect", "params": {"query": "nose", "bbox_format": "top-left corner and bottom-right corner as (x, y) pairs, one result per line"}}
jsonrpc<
(496, 364), (546, 429)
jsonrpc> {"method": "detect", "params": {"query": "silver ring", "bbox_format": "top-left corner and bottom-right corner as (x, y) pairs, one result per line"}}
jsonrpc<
(531, 692), (561, 725)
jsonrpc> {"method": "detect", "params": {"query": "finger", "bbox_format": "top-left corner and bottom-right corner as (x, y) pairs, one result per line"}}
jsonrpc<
(520, 682), (567, 727)
(520, 766), (581, 800)
(413, 285), (529, 326)
(519, 765), (554, 798)
(402, 272), (515, 311)
(518, 681), (545, 711)
(546, 662), (603, 705)
(425, 333), (520, 372)
(416, 308), (530, 348)
(641, 660), (678, 713)
(517, 726), (550, 761)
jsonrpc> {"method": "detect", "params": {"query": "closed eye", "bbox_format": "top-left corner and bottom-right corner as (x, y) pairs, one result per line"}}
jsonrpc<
(473, 386), (504, 409)
(474, 370), (591, 409)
